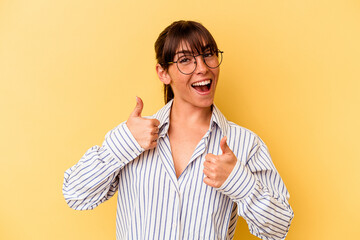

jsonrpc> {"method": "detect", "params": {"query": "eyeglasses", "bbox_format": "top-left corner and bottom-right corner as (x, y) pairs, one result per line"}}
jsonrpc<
(168, 50), (223, 75)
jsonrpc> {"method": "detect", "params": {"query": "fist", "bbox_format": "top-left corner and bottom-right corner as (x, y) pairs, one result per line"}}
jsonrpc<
(126, 97), (160, 150)
(203, 136), (237, 188)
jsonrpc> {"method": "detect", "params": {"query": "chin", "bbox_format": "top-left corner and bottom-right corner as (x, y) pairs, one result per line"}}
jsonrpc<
(196, 98), (214, 108)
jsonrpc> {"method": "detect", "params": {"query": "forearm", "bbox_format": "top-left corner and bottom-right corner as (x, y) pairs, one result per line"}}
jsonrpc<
(62, 122), (144, 210)
(238, 181), (293, 240)
(216, 153), (293, 239)
(62, 145), (122, 210)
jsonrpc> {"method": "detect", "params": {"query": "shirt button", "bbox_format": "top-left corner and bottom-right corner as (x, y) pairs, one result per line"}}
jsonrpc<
(172, 222), (177, 228)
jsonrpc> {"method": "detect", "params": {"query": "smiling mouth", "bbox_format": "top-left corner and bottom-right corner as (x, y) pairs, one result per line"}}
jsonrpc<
(191, 80), (212, 93)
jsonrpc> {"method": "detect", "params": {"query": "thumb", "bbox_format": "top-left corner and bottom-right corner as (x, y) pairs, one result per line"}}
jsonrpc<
(130, 96), (143, 117)
(220, 136), (230, 155)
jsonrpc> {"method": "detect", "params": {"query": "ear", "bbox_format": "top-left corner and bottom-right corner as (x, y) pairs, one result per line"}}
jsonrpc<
(156, 63), (171, 85)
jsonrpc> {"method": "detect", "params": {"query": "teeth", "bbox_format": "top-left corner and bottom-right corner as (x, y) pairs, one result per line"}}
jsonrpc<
(192, 80), (211, 87)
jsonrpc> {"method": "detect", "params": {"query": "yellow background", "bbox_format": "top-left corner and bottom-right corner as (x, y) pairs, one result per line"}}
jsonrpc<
(1, 0), (359, 239)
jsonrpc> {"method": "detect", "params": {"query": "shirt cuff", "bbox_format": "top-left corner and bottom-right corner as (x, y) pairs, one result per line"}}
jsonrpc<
(104, 122), (144, 165)
(215, 159), (257, 201)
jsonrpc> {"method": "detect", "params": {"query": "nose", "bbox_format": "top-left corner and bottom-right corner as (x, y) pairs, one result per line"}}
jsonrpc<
(194, 55), (208, 74)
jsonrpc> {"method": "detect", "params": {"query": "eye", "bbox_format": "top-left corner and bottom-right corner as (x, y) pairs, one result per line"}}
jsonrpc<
(178, 55), (193, 64)
(203, 51), (214, 58)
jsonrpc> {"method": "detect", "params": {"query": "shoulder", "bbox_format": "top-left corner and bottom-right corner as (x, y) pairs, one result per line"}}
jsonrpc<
(213, 105), (266, 147)
(226, 121), (269, 156)
(227, 121), (260, 141)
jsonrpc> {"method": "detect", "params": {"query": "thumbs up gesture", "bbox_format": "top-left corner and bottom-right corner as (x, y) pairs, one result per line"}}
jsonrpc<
(203, 136), (237, 188)
(126, 97), (160, 150)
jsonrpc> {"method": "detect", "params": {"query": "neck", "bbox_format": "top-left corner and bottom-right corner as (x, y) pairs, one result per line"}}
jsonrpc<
(169, 98), (212, 128)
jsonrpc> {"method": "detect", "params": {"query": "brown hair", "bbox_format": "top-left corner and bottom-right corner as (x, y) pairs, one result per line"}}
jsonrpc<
(154, 20), (219, 103)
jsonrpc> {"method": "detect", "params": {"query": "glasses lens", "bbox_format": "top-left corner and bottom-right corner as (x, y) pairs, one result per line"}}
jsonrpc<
(174, 50), (223, 74)
(204, 50), (222, 69)
(176, 55), (196, 74)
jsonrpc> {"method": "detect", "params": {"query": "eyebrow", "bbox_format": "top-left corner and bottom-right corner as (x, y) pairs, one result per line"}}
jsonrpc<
(175, 50), (193, 55)
(175, 44), (212, 55)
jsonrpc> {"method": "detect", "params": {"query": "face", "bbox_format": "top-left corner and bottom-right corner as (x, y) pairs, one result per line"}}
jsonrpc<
(163, 42), (220, 109)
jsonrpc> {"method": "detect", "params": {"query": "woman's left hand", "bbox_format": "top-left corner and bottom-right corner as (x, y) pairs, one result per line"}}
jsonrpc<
(203, 136), (237, 188)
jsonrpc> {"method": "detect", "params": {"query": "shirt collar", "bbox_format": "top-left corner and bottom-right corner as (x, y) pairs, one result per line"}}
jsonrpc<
(153, 99), (229, 139)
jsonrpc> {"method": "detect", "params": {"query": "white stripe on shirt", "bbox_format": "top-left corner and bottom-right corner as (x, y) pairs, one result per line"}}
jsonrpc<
(63, 100), (294, 240)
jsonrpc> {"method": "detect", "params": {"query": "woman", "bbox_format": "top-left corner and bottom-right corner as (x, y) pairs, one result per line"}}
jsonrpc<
(63, 20), (294, 239)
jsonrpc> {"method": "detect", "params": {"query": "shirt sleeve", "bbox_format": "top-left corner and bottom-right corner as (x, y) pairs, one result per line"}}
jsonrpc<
(215, 135), (294, 240)
(62, 121), (144, 210)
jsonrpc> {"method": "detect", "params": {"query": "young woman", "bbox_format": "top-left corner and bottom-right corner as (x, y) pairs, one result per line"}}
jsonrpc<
(63, 20), (294, 239)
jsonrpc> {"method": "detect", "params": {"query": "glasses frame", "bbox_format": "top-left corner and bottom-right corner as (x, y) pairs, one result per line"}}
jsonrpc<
(168, 50), (224, 75)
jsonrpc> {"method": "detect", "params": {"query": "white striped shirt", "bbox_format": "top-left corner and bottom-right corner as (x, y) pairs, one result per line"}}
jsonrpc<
(63, 100), (294, 240)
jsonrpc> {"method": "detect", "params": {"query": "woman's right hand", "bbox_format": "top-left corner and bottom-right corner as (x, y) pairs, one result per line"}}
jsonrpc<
(126, 97), (160, 150)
